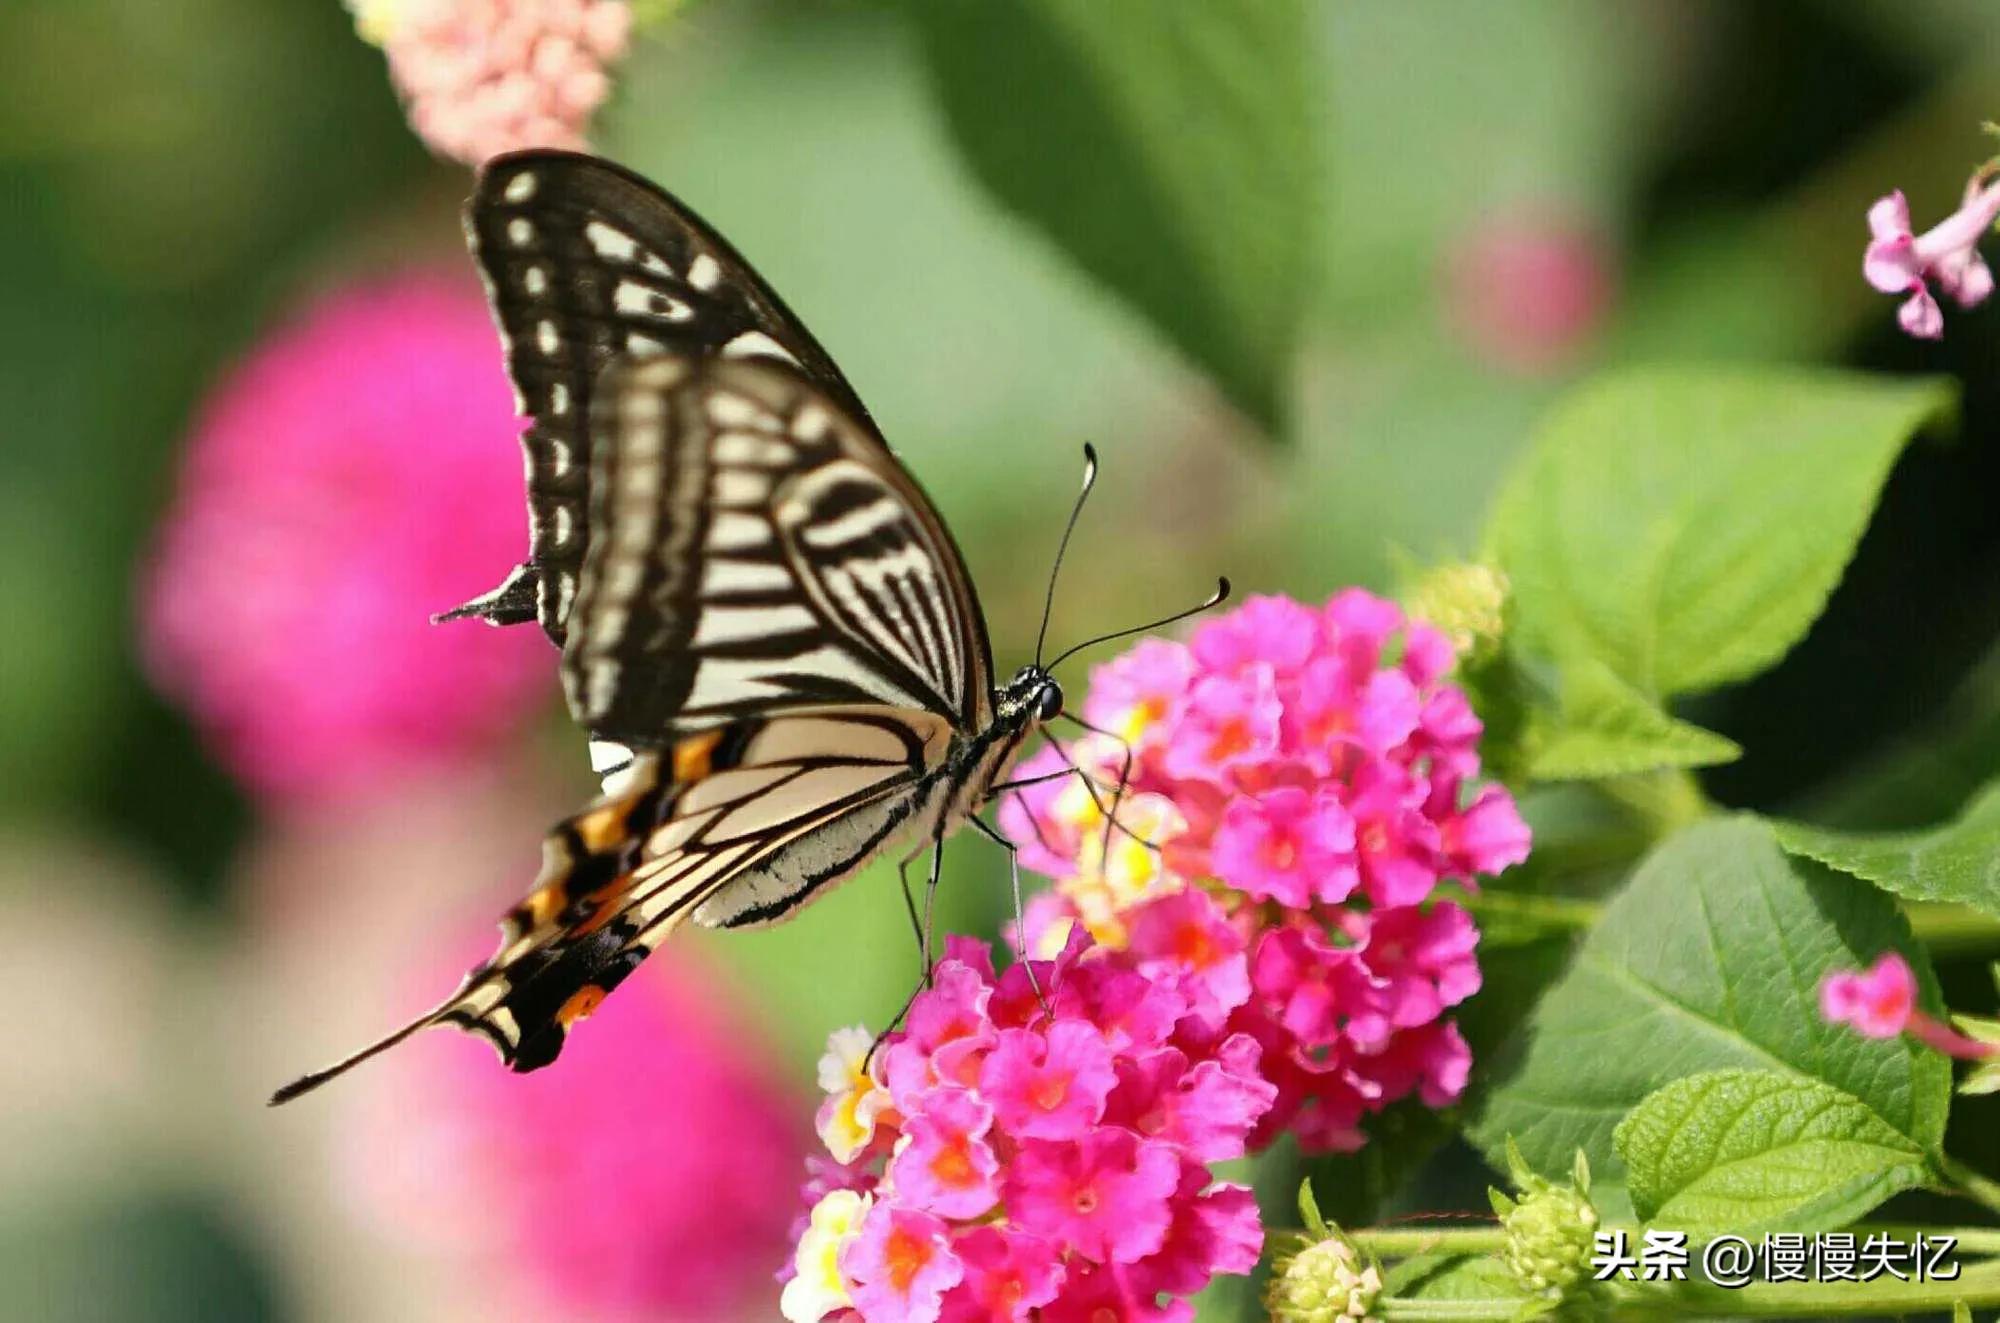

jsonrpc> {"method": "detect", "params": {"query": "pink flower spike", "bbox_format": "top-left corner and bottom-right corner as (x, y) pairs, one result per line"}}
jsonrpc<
(844, 1204), (964, 1323)
(980, 1021), (1118, 1141)
(1820, 953), (1918, 1038)
(889, 1088), (1001, 1219)
(1862, 172), (2000, 338)
(1211, 786), (1358, 908)
(1005, 1131), (1182, 1265)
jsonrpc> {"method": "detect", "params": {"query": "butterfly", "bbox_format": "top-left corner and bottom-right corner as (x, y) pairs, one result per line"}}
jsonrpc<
(271, 150), (1222, 1104)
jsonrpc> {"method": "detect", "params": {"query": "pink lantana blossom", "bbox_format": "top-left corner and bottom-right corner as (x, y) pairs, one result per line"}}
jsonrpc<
(1820, 953), (1995, 1059)
(140, 274), (550, 809)
(354, 948), (805, 1320)
(1211, 786), (1358, 908)
(351, 0), (635, 165)
(1000, 589), (1529, 1153)
(784, 936), (1273, 1323)
(1864, 168), (2000, 340)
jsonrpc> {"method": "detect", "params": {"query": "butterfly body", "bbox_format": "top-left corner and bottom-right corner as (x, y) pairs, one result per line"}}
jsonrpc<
(271, 152), (1076, 1104)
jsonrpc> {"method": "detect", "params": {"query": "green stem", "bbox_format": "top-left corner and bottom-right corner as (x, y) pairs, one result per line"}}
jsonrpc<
(1908, 902), (2000, 958)
(1942, 1155), (2000, 1220)
(1460, 890), (1601, 934)
(1374, 1259), (2000, 1320)
(1353, 1225), (1509, 1258)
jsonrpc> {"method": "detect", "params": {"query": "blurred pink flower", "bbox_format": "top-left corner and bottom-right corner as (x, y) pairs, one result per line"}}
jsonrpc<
(1864, 172), (2000, 340)
(353, 0), (635, 165)
(786, 936), (1271, 1322)
(1445, 210), (1616, 375)
(1820, 953), (1993, 1059)
(141, 273), (550, 809)
(352, 944), (807, 1320)
(1001, 589), (1529, 1153)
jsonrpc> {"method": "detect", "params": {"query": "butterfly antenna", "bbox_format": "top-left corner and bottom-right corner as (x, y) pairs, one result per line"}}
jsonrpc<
(1034, 444), (1100, 668)
(1046, 577), (1231, 671)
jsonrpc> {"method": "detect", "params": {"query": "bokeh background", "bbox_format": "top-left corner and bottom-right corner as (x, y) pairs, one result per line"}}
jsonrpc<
(6, 2), (2000, 1319)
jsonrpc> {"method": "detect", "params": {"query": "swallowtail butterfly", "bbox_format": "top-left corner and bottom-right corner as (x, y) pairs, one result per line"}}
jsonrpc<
(272, 151), (1223, 1103)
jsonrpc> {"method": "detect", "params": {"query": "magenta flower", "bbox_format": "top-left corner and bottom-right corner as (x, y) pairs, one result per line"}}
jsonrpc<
(1001, 589), (1528, 1154)
(941, 1226), (1064, 1322)
(140, 274), (550, 810)
(352, 946), (806, 1318)
(1211, 786), (1359, 908)
(847, 1205), (966, 1323)
(1820, 953), (1995, 1059)
(351, 0), (634, 165)
(980, 1021), (1118, 1141)
(1864, 170), (2000, 339)
(785, 937), (1273, 1323)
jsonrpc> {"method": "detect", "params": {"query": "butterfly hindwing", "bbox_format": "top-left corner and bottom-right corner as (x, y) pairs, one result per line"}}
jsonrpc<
(562, 355), (995, 743)
(271, 706), (952, 1097)
(450, 150), (879, 642)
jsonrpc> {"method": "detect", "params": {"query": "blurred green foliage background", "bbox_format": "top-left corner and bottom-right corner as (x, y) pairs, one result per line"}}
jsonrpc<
(5, 1), (2000, 1319)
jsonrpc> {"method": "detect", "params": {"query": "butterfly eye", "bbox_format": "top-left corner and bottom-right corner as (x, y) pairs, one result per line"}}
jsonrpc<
(1034, 683), (1064, 723)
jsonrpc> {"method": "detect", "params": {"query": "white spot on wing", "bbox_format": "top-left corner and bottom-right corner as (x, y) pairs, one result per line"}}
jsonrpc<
(701, 558), (796, 596)
(584, 220), (640, 261)
(537, 320), (559, 355)
(707, 512), (769, 552)
(722, 331), (801, 366)
(706, 392), (783, 433)
(503, 172), (538, 202)
(549, 382), (571, 417)
(615, 280), (694, 323)
(507, 218), (534, 247)
(688, 252), (723, 290)
(524, 266), (548, 296)
(713, 469), (771, 506)
(691, 603), (818, 647)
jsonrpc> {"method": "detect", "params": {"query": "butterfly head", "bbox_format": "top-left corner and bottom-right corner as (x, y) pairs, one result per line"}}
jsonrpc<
(999, 664), (1065, 727)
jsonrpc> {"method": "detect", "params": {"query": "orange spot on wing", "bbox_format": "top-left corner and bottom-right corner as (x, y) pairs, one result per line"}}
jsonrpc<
(673, 729), (724, 783)
(557, 985), (606, 1026)
(574, 803), (629, 853)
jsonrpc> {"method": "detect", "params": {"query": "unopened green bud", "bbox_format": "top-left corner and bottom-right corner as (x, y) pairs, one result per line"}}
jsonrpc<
(1265, 1228), (1383, 1323)
(1493, 1140), (1599, 1301)
(1405, 562), (1509, 666)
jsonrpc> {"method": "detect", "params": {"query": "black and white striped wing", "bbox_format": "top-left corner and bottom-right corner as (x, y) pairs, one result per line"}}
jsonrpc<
(448, 150), (879, 642)
(562, 355), (996, 744)
(272, 706), (951, 1097)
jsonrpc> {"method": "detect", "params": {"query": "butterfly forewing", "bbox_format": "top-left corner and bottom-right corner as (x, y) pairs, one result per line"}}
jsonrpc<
(563, 356), (994, 743)
(453, 150), (879, 641)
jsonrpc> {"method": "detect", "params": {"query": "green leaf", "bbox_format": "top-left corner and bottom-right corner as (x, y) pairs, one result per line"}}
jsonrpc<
(1487, 367), (1953, 697)
(1473, 817), (1950, 1184)
(1615, 1069), (1934, 1236)
(1775, 781), (2000, 921)
(1523, 658), (1741, 781)
(906, 0), (1316, 436)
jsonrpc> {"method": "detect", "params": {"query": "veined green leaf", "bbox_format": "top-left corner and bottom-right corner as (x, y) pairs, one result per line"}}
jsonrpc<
(1488, 367), (1953, 697)
(1776, 781), (2000, 921)
(1616, 1070), (1934, 1237)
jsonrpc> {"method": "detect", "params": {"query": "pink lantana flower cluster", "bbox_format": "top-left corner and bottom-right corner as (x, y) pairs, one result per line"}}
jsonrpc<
(1002, 591), (1530, 1152)
(140, 273), (549, 809)
(349, 0), (635, 165)
(783, 935), (1273, 1323)
(1864, 165), (2000, 340)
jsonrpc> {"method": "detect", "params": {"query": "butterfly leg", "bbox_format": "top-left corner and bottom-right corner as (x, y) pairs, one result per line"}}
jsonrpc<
(1059, 714), (1137, 872)
(968, 815), (1052, 1018)
(868, 839), (946, 1071)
